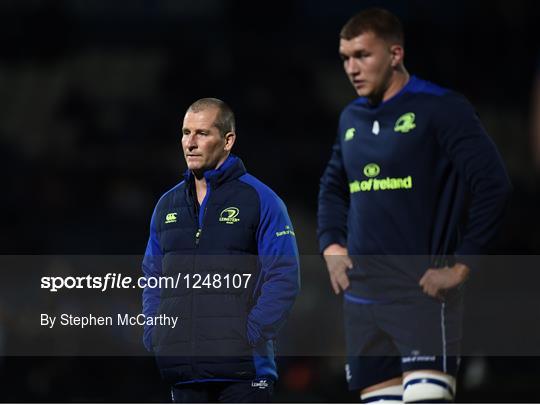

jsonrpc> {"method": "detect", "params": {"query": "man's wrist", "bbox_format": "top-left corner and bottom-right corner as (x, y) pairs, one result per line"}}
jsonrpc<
(452, 263), (470, 282)
(323, 243), (347, 257)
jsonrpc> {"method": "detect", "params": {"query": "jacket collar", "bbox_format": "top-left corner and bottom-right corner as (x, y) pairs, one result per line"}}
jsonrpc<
(183, 154), (246, 189)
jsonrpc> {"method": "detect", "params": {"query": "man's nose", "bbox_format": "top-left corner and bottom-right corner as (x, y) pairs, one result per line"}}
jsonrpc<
(186, 134), (197, 149)
(345, 59), (359, 76)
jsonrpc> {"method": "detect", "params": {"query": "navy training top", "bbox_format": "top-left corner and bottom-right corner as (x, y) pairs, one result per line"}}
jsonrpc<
(317, 76), (512, 300)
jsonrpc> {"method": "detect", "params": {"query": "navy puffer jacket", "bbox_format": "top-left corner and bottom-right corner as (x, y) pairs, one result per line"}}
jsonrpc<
(142, 155), (300, 384)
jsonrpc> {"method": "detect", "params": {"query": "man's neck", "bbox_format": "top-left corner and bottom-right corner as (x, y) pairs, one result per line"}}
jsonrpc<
(190, 154), (230, 205)
(369, 68), (410, 106)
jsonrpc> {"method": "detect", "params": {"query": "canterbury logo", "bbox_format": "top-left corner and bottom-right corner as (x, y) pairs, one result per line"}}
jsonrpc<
(164, 212), (177, 224)
(344, 127), (355, 141)
(219, 207), (240, 224)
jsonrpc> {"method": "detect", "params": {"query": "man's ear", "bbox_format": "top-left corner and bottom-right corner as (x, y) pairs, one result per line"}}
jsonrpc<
(389, 44), (404, 67)
(224, 131), (236, 152)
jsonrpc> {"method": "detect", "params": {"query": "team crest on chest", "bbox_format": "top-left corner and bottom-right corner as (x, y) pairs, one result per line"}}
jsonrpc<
(394, 112), (416, 133)
(219, 207), (240, 224)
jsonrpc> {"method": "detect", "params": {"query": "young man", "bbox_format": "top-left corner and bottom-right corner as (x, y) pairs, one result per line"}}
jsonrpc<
(143, 98), (300, 403)
(317, 8), (511, 403)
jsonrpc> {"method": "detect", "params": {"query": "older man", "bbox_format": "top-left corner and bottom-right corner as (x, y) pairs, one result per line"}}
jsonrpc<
(143, 98), (300, 403)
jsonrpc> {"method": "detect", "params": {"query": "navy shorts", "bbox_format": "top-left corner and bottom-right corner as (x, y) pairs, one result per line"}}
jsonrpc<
(344, 291), (463, 391)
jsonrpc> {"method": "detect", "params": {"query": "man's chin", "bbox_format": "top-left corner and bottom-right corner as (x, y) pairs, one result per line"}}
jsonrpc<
(186, 161), (201, 170)
(355, 87), (370, 97)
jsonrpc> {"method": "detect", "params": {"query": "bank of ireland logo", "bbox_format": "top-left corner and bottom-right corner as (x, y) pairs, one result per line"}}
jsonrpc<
(219, 207), (240, 224)
(349, 163), (413, 193)
(363, 163), (380, 177)
(164, 212), (177, 224)
(276, 225), (295, 237)
(394, 112), (416, 133)
(344, 127), (355, 141)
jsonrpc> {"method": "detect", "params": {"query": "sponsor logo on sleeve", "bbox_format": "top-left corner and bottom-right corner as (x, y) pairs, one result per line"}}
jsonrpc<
(275, 225), (295, 237)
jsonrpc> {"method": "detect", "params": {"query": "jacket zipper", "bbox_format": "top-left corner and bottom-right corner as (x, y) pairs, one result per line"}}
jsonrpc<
(195, 184), (211, 246)
(191, 183), (211, 376)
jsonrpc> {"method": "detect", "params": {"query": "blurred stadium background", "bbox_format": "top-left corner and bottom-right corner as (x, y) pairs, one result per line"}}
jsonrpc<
(1, 0), (539, 402)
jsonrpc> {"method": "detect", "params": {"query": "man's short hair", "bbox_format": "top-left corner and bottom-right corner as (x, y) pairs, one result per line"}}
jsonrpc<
(188, 98), (235, 137)
(340, 8), (404, 46)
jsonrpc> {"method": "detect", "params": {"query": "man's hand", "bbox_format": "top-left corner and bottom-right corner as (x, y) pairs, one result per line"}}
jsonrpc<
(419, 263), (470, 299)
(323, 244), (353, 295)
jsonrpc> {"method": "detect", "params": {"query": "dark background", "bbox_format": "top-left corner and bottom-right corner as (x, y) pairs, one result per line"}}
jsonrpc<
(1, 0), (540, 402)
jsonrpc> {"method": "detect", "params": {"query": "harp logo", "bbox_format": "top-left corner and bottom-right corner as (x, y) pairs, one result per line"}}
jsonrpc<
(344, 127), (355, 141)
(363, 163), (380, 177)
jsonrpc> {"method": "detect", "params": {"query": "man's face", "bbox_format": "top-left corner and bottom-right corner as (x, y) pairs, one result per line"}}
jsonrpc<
(182, 107), (229, 174)
(339, 31), (396, 99)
